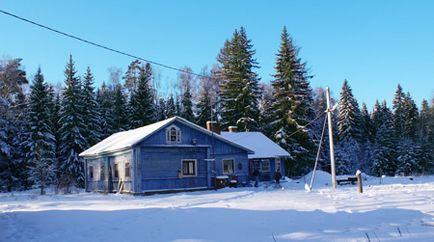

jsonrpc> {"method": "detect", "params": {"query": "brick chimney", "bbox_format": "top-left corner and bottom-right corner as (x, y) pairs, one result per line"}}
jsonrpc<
(206, 121), (221, 134)
(228, 126), (238, 132)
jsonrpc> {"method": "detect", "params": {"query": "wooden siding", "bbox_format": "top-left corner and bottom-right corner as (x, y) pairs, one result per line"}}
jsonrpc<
(85, 151), (132, 192)
(139, 120), (250, 189)
(140, 147), (208, 191)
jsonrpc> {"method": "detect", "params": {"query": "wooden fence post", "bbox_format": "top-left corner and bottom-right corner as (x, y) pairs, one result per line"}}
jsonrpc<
(356, 170), (363, 193)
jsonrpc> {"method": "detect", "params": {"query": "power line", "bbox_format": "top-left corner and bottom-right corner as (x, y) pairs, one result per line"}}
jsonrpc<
(0, 9), (211, 79)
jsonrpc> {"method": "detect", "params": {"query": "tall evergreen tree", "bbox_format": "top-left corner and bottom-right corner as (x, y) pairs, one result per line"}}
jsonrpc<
(129, 63), (155, 128)
(217, 27), (261, 131)
(111, 83), (129, 132)
(337, 80), (361, 142)
(0, 58), (29, 191)
(27, 68), (56, 194)
(82, 67), (102, 147)
(181, 84), (195, 122)
(392, 84), (405, 138)
(371, 102), (397, 176)
(270, 26), (315, 176)
(166, 94), (176, 118)
(58, 55), (87, 190)
(156, 97), (167, 121)
(402, 92), (418, 140)
(96, 82), (114, 139)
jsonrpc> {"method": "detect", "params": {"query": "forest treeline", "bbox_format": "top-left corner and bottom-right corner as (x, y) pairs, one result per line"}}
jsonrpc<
(1, 26), (433, 194)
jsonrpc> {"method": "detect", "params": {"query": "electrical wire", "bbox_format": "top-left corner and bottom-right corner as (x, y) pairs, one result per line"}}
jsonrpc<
(0, 9), (211, 79)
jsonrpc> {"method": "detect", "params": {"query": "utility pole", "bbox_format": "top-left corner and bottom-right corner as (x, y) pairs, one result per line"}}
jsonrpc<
(326, 87), (337, 189)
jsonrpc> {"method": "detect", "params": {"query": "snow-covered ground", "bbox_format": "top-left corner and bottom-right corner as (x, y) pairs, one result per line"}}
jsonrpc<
(1, 172), (434, 242)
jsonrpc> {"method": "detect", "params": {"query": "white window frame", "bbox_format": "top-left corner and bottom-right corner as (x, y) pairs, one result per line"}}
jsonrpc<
(260, 159), (270, 172)
(125, 162), (131, 178)
(275, 157), (281, 172)
(223, 159), (235, 175)
(89, 165), (94, 180)
(100, 164), (105, 181)
(166, 125), (181, 144)
(181, 159), (197, 177)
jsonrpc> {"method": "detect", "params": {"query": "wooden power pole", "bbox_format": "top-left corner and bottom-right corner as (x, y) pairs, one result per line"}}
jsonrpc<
(326, 87), (337, 189)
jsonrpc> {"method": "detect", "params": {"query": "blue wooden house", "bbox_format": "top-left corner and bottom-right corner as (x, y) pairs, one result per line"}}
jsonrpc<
(221, 128), (290, 181)
(79, 116), (253, 194)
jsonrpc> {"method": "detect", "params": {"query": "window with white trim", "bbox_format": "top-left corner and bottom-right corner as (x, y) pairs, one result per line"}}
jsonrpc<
(223, 159), (234, 174)
(182, 159), (196, 176)
(275, 158), (281, 172)
(100, 164), (105, 180)
(166, 125), (181, 144)
(89, 166), (94, 180)
(260, 160), (270, 172)
(114, 163), (119, 179)
(125, 162), (131, 178)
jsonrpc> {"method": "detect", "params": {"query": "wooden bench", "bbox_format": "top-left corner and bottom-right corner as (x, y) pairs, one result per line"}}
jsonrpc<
(337, 176), (358, 185)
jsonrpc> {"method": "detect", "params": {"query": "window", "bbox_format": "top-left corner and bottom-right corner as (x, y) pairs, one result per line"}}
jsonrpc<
(89, 166), (94, 179)
(114, 164), (119, 179)
(125, 163), (131, 178)
(275, 158), (281, 172)
(260, 160), (270, 172)
(182, 160), (196, 176)
(223, 159), (234, 174)
(166, 125), (181, 143)
(100, 164), (105, 180)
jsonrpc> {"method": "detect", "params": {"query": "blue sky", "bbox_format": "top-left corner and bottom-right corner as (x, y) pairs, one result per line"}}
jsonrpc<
(1, 0), (433, 109)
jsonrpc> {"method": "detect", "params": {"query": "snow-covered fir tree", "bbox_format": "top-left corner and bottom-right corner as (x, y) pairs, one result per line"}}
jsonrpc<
(0, 58), (29, 191)
(156, 97), (166, 121)
(395, 139), (421, 176)
(370, 102), (397, 176)
(81, 67), (102, 147)
(111, 83), (129, 132)
(27, 68), (56, 195)
(402, 92), (418, 140)
(217, 27), (260, 131)
(97, 82), (114, 139)
(129, 63), (155, 128)
(58, 55), (87, 190)
(337, 79), (362, 142)
(166, 94), (176, 118)
(270, 26), (315, 176)
(258, 83), (275, 138)
(392, 84), (406, 138)
(335, 138), (360, 175)
(181, 84), (195, 122)
(196, 82), (212, 127)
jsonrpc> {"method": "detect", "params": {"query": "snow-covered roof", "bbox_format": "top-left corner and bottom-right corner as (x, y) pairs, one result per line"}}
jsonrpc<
(80, 116), (253, 157)
(220, 132), (290, 159)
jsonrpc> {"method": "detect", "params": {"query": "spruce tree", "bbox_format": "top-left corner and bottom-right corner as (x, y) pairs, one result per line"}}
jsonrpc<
(270, 26), (315, 176)
(196, 86), (212, 128)
(58, 55), (87, 190)
(129, 63), (155, 128)
(402, 92), (418, 140)
(371, 102), (397, 176)
(337, 80), (362, 142)
(82, 67), (102, 147)
(27, 68), (56, 194)
(396, 139), (420, 176)
(181, 85), (195, 122)
(392, 84), (405, 138)
(112, 83), (129, 132)
(156, 97), (167, 121)
(217, 27), (260, 131)
(96, 82), (114, 139)
(166, 94), (176, 118)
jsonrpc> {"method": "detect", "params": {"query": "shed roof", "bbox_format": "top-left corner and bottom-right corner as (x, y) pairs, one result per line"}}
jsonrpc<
(80, 116), (253, 157)
(220, 132), (290, 159)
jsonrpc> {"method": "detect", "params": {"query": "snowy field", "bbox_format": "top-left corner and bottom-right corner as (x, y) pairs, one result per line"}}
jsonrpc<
(1, 172), (434, 242)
